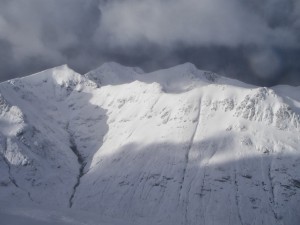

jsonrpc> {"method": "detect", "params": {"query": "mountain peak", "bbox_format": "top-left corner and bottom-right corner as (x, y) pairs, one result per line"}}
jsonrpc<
(93, 62), (144, 75)
(85, 62), (144, 86)
(9, 64), (78, 84)
(168, 62), (198, 72)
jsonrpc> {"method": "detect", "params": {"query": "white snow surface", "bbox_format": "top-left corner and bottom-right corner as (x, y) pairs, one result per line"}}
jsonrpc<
(0, 62), (299, 225)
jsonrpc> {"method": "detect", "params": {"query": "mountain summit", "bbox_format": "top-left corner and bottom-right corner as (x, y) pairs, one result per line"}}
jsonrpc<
(0, 63), (299, 225)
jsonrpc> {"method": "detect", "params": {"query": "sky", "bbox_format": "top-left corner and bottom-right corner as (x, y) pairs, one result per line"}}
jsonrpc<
(0, 0), (299, 86)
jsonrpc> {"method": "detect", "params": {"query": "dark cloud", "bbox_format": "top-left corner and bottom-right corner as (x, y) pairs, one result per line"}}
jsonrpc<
(0, 0), (299, 86)
(0, 0), (101, 77)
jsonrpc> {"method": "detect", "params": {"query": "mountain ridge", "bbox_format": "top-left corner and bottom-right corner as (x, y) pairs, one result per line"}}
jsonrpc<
(0, 62), (299, 225)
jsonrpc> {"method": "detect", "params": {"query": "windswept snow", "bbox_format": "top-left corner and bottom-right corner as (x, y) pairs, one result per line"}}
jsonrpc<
(0, 62), (299, 225)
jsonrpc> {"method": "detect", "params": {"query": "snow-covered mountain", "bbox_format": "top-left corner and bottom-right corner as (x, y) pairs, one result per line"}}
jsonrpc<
(0, 62), (299, 225)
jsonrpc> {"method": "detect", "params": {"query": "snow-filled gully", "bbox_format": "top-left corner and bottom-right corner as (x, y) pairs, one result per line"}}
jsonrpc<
(180, 100), (202, 194)
(179, 99), (202, 225)
(68, 131), (86, 208)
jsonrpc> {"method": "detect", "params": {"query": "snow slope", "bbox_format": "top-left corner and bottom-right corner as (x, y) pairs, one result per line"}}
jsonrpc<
(0, 62), (299, 225)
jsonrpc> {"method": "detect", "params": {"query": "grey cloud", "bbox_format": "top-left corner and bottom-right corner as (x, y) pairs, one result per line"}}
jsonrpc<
(0, 0), (101, 77)
(0, 0), (299, 86)
(96, 0), (300, 85)
(97, 0), (298, 48)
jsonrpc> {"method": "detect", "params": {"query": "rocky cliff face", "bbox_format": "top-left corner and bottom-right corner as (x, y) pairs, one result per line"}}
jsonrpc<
(0, 63), (299, 225)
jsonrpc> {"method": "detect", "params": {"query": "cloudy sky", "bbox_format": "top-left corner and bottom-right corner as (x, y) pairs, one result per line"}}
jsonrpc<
(0, 0), (299, 86)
